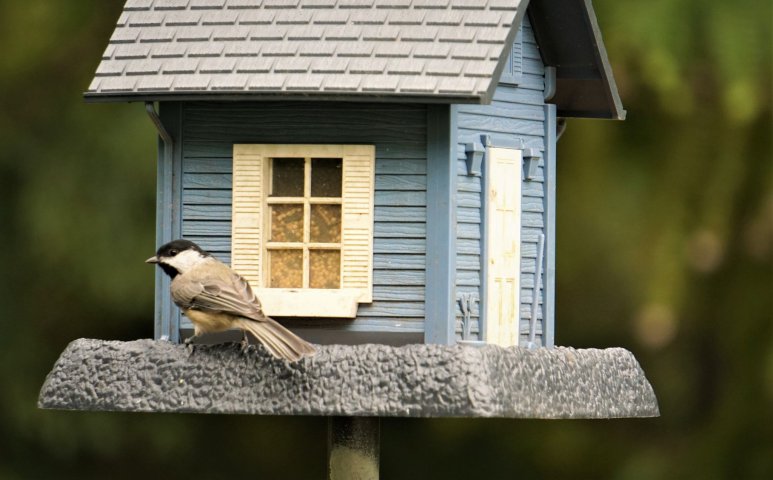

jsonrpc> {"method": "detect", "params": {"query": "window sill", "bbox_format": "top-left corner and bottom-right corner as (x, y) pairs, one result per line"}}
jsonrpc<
(254, 288), (367, 318)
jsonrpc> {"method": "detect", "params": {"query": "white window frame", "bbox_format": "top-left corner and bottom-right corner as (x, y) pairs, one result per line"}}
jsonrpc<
(231, 144), (375, 318)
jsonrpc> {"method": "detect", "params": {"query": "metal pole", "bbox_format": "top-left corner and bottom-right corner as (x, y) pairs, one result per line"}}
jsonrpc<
(327, 416), (380, 480)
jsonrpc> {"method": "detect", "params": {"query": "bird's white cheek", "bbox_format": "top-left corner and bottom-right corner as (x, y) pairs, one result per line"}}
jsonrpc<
(164, 250), (205, 273)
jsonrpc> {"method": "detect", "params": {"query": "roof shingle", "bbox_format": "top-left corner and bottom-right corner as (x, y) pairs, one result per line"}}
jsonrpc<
(86, 0), (524, 101)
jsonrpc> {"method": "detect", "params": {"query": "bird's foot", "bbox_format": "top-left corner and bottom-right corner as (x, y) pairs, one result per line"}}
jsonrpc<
(184, 336), (197, 357)
(239, 331), (250, 354)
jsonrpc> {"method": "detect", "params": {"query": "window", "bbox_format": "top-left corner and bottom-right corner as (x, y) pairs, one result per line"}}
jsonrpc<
(231, 145), (375, 318)
(267, 157), (342, 289)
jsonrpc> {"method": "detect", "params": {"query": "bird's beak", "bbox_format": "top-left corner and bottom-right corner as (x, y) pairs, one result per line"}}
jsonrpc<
(145, 256), (159, 264)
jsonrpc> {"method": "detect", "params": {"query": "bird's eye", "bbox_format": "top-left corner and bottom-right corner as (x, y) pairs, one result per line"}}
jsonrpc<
(170, 249), (178, 256)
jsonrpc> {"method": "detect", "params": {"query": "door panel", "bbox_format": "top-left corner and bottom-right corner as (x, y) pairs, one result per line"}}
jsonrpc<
(485, 147), (521, 346)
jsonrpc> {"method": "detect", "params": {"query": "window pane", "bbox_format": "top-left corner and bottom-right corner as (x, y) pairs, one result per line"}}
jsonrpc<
(269, 249), (303, 288)
(310, 204), (341, 243)
(311, 158), (342, 197)
(309, 250), (340, 289)
(271, 158), (304, 197)
(270, 204), (304, 242)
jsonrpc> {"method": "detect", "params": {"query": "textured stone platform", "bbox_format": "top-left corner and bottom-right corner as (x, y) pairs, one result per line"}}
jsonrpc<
(39, 339), (658, 419)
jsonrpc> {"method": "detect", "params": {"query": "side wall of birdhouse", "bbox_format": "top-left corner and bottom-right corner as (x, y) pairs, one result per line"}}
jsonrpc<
(452, 17), (555, 347)
(159, 101), (434, 345)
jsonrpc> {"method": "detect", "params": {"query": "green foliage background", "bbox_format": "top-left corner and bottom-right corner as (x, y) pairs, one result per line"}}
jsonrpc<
(0, 0), (770, 478)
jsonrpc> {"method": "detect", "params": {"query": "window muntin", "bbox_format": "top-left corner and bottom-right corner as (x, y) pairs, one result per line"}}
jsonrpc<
(266, 157), (343, 289)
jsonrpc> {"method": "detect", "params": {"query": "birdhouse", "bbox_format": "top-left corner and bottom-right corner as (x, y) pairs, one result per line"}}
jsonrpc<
(85, 0), (625, 348)
(41, 0), (658, 436)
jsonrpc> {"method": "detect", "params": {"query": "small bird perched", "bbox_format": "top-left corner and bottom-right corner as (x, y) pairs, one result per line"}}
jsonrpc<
(146, 239), (316, 362)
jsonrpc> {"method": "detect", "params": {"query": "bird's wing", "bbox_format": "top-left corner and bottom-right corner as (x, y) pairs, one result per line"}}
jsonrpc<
(170, 278), (204, 310)
(176, 261), (267, 321)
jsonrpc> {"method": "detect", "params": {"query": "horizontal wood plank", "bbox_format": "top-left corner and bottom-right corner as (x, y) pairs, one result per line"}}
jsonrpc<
(373, 253), (424, 270)
(521, 227), (546, 243)
(458, 115), (545, 137)
(457, 175), (482, 193)
(457, 238), (480, 255)
(375, 190), (426, 206)
(185, 141), (426, 159)
(284, 317), (425, 332)
(374, 222), (426, 238)
(457, 103), (545, 121)
(184, 173), (232, 189)
(376, 206), (426, 222)
(456, 284), (481, 297)
(183, 220), (230, 236)
(184, 236), (231, 252)
(185, 157), (232, 173)
(522, 197), (544, 213)
(182, 144), (426, 162)
(183, 191), (431, 208)
(522, 181), (545, 198)
(491, 87), (545, 106)
(522, 57), (545, 76)
(457, 223), (481, 240)
(516, 72), (547, 92)
(457, 206), (480, 224)
(357, 302), (424, 318)
(456, 254), (481, 271)
(375, 159), (426, 175)
(374, 269), (425, 286)
(456, 269), (480, 287)
(375, 174), (426, 191)
(183, 173), (427, 192)
(520, 287), (545, 305)
(372, 285), (425, 301)
(457, 191), (481, 208)
(183, 204), (231, 220)
(183, 189), (232, 205)
(374, 238), (424, 254)
(522, 211), (544, 228)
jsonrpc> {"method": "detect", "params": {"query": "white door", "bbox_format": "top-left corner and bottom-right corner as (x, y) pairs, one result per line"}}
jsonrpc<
(485, 147), (522, 347)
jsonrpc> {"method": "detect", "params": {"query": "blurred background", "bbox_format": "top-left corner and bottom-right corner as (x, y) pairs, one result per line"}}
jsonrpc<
(0, 0), (770, 478)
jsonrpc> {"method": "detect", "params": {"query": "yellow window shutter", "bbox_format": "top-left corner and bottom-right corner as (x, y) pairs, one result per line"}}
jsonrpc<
(341, 147), (375, 303)
(231, 145), (264, 288)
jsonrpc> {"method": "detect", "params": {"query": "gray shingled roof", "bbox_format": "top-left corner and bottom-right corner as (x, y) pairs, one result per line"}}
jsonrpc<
(86, 0), (525, 103)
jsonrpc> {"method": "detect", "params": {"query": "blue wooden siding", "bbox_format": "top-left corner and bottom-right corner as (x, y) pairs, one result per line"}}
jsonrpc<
(178, 101), (427, 336)
(453, 18), (550, 346)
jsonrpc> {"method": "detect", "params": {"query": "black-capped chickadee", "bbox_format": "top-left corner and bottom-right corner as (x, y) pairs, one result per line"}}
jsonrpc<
(146, 239), (316, 362)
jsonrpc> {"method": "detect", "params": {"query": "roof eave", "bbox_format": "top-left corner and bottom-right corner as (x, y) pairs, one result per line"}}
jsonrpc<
(556, 108), (627, 120)
(582, 0), (625, 121)
(83, 91), (487, 105)
(528, 0), (626, 121)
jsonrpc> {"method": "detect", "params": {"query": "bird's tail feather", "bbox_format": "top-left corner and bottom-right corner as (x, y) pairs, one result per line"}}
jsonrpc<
(236, 317), (316, 362)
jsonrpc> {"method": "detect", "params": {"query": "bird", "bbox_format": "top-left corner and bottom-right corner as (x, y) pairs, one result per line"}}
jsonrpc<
(146, 239), (316, 362)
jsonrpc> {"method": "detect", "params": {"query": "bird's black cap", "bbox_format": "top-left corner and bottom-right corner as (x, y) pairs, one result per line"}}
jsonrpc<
(154, 239), (209, 259)
(146, 239), (211, 279)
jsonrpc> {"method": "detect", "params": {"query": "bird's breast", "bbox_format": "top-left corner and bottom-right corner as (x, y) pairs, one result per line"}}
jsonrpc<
(183, 309), (237, 334)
